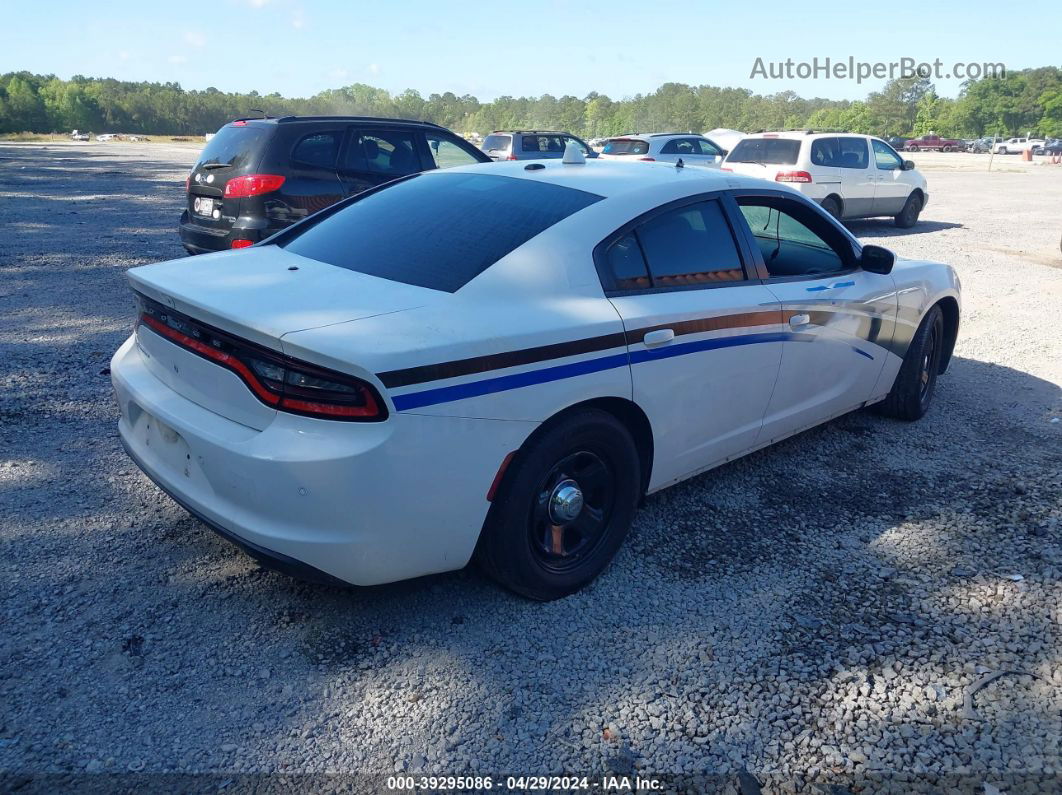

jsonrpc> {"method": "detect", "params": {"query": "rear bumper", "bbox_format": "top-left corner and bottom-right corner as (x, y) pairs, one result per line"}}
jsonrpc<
(110, 336), (532, 586)
(178, 211), (274, 255)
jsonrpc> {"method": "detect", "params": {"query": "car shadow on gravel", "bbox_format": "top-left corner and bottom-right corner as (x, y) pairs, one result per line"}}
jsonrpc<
(844, 219), (964, 237)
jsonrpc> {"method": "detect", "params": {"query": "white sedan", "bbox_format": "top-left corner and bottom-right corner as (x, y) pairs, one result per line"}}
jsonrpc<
(111, 155), (961, 600)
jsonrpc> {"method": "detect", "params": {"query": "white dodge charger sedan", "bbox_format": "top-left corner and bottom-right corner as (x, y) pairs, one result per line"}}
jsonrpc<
(112, 155), (960, 600)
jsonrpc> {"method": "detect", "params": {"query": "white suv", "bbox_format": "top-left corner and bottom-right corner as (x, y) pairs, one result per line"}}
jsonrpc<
(994, 137), (1046, 154)
(598, 133), (725, 168)
(723, 132), (929, 228)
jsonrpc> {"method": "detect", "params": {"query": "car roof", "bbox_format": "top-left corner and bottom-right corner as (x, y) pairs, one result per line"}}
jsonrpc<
(740, 131), (874, 141)
(231, 115), (446, 129)
(428, 158), (766, 199)
(491, 130), (575, 135)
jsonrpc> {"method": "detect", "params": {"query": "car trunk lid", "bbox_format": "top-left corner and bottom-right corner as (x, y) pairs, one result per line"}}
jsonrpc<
(128, 245), (436, 428)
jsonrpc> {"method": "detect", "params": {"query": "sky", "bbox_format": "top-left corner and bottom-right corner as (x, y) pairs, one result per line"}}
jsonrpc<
(2, 0), (1057, 102)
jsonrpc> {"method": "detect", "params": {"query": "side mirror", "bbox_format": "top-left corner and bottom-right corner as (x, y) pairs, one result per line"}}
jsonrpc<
(902, 159), (916, 170)
(861, 244), (895, 274)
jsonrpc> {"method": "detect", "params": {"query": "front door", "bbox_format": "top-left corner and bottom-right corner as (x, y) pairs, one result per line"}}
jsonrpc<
(731, 192), (897, 443)
(599, 195), (785, 488)
(870, 138), (911, 216)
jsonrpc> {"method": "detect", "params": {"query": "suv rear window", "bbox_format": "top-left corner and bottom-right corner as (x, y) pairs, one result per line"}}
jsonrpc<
(727, 138), (801, 165)
(482, 134), (511, 152)
(279, 173), (603, 292)
(603, 139), (649, 155)
(197, 124), (271, 169)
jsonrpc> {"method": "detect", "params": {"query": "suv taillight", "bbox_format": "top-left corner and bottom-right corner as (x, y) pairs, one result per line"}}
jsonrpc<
(223, 174), (286, 198)
(136, 294), (386, 421)
(638, 157), (656, 161)
(506, 153), (517, 161)
(776, 170), (813, 183)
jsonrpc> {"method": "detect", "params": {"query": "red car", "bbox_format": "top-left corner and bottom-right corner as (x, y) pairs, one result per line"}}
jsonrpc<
(904, 135), (964, 152)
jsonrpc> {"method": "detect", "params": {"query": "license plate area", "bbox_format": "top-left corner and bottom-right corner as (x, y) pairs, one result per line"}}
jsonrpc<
(140, 409), (195, 479)
(193, 196), (217, 217)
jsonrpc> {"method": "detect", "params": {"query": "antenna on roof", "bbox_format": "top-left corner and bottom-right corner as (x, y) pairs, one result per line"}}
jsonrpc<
(561, 141), (586, 165)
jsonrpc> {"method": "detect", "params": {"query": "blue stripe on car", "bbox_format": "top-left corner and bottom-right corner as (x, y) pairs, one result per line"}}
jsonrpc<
(392, 332), (877, 411)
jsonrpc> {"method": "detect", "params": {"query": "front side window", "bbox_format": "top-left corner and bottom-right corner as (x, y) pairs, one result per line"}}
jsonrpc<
(343, 130), (420, 176)
(696, 138), (724, 157)
(872, 139), (903, 170)
(631, 200), (744, 287)
(736, 197), (851, 277)
(280, 173), (602, 293)
(292, 132), (340, 169)
(426, 135), (482, 169)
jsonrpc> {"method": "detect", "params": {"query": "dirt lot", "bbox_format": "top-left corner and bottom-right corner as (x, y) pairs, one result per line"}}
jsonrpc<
(0, 142), (1060, 791)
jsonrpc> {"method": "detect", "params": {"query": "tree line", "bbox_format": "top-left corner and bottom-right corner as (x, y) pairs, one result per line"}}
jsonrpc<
(1, 67), (1059, 139)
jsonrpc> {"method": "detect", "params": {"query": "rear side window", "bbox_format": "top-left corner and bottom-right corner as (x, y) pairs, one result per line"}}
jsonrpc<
(660, 138), (698, 155)
(602, 139), (649, 155)
(727, 138), (800, 165)
(606, 234), (650, 290)
(279, 173), (602, 292)
(628, 201), (744, 288)
(197, 124), (271, 169)
(811, 137), (869, 169)
(343, 130), (420, 176)
(521, 135), (569, 153)
(292, 132), (340, 169)
(482, 134), (511, 152)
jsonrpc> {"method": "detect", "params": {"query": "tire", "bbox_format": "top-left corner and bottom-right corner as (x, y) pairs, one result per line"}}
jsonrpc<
(877, 305), (944, 421)
(942, 146), (952, 152)
(476, 409), (641, 601)
(821, 196), (842, 220)
(894, 192), (923, 228)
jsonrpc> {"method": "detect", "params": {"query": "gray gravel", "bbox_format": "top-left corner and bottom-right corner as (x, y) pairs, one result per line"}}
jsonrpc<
(1, 142), (1060, 791)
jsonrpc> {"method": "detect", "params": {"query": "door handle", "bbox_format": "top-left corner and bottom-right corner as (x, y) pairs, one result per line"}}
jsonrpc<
(789, 313), (810, 327)
(643, 329), (675, 347)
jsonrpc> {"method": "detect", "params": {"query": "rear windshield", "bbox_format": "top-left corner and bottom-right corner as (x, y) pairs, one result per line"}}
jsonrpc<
(279, 173), (603, 292)
(197, 124), (271, 170)
(726, 138), (801, 165)
(602, 139), (649, 155)
(482, 134), (512, 152)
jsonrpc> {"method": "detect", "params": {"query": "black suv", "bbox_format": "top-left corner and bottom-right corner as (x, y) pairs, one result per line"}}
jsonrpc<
(179, 116), (491, 254)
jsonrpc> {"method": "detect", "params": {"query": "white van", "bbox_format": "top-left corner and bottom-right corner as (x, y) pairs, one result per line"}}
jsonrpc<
(723, 132), (928, 228)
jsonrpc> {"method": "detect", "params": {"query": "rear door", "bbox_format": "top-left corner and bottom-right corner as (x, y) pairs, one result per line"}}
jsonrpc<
(833, 137), (874, 216)
(268, 127), (345, 227)
(337, 126), (427, 196)
(598, 194), (784, 487)
(731, 191), (896, 443)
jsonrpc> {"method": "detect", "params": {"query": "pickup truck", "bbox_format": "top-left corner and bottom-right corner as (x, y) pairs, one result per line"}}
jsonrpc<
(904, 134), (964, 152)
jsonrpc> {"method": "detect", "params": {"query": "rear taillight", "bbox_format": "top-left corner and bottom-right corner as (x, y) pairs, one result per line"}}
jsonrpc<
(638, 157), (656, 161)
(230, 239), (253, 249)
(136, 295), (385, 421)
(506, 153), (517, 161)
(776, 170), (813, 183)
(721, 166), (733, 172)
(223, 174), (286, 198)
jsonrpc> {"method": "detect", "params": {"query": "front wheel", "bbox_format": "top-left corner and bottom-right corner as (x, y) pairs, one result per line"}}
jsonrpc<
(877, 305), (944, 421)
(895, 193), (923, 228)
(476, 409), (641, 600)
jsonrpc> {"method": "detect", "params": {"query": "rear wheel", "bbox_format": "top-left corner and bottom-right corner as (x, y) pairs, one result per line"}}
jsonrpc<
(878, 305), (943, 421)
(476, 409), (640, 600)
(821, 196), (842, 220)
(895, 193), (923, 228)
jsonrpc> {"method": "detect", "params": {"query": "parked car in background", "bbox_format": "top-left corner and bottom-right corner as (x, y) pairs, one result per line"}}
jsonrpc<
(723, 131), (928, 227)
(96, 133), (117, 142)
(480, 131), (597, 161)
(993, 137), (1045, 154)
(965, 137), (994, 153)
(598, 133), (726, 167)
(1041, 138), (1062, 155)
(71, 131), (89, 141)
(904, 134), (964, 152)
(885, 136), (910, 150)
(179, 115), (490, 255)
(112, 158), (960, 599)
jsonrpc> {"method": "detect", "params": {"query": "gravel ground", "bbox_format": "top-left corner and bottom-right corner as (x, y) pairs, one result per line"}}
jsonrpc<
(1, 142), (1060, 792)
